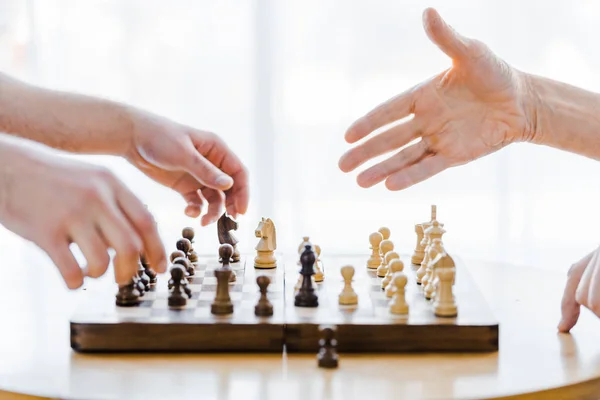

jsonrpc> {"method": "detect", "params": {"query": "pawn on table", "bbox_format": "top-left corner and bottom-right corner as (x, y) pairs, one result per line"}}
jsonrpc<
(173, 256), (194, 277)
(389, 272), (409, 315)
(433, 266), (458, 317)
(338, 265), (358, 305)
(313, 244), (324, 282)
(182, 227), (199, 264)
(367, 232), (383, 269)
(317, 325), (339, 368)
(254, 275), (273, 317)
(219, 243), (236, 283)
(385, 259), (405, 297)
(170, 250), (187, 263)
(211, 244), (235, 315)
(377, 240), (394, 276)
(380, 251), (400, 284)
(168, 265), (192, 308)
(115, 276), (141, 306)
(140, 254), (157, 285)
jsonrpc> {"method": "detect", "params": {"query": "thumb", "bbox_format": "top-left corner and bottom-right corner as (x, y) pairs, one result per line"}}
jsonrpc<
(557, 252), (594, 332)
(422, 7), (471, 61)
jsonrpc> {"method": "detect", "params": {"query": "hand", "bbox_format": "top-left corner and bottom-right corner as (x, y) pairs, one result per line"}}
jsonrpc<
(0, 136), (167, 289)
(338, 7), (537, 190)
(125, 111), (249, 226)
(558, 247), (600, 332)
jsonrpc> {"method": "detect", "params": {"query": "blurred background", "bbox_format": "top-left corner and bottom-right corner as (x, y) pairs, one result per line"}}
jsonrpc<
(0, 0), (599, 276)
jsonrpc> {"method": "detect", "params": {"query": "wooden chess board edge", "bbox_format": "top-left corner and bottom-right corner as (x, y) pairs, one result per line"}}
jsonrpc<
(284, 323), (499, 353)
(70, 322), (284, 353)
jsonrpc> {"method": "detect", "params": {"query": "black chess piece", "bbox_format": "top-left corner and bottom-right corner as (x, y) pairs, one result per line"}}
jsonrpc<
(317, 325), (339, 368)
(295, 245), (319, 307)
(219, 243), (236, 282)
(176, 238), (192, 256)
(115, 277), (141, 306)
(140, 254), (157, 285)
(168, 265), (192, 308)
(255, 275), (273, 317)
(182, 227), (195, 249)
(137, 263), (150, 291)
(173, 256), (194, 277)
(170, 250), (187, 263)
(211, 267), (234, 315)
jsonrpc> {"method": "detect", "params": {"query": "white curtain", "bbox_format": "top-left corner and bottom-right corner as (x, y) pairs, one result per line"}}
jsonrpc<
(0, 0), (599, 273)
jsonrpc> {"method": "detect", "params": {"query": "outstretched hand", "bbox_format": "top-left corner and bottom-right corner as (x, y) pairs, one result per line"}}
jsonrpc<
(338, 7), (537, 190)
(125, 111), (249, 226)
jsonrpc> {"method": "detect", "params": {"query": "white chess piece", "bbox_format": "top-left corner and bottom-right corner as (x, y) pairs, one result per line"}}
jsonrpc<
(254, 217), (277, 268)
(377, 240), (394, 277)
(338, 265), (358, 305)
(313, 245), (324, 282)
(389, 272), (409, 315)
(434, 265), (457, 317)
(385, 259), (404, 297)
(367, 232), (383, 269)
(381, 252), (400, 288)
(378, 226), (391, 241)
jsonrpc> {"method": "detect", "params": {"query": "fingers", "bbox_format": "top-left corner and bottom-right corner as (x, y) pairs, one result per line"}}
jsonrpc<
(183, 147), (234, 192)
(339, 119), (420, 173)
(69, 224), (110, 278)
(558, 251), (595, 332)
(115, 183), (167, 274)
(200, 188), (225, 226)
(183, 189), (205, 218)
(422, 7), (471, 61)
(45, 241), (84, 289)
(344, 88), (417, 145)
(356, 140), (429, 188)
(188, 131), (250, 216)
(384, 153), (447, 191)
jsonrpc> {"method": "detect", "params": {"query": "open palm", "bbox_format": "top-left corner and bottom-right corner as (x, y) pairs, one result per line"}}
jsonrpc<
(338, 8), (535, 190)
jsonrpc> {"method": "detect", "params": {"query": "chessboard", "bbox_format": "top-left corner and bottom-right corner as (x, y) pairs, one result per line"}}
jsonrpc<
(70, 208), (499, 354)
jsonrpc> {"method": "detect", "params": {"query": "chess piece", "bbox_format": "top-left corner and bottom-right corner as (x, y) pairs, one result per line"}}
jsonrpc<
(298, 236), (312, 255)
(338, 265), (358, 305)
(389, 272), (409, 315)
(182, 227), (195, 250)
(173, 256), (194, 277)
(170, 250), (187, 263)
(217, 212), (240, 262)
(254, 275), (273, 316)
(295, 245), (319, 307)
(421, 221), (446, 289)
(317, 325), (339, 368)
(378, 226), (391, 241)
(137, 262), (150, 291)
(132, 275), (146, 296)
(140, 254), (157, 285)
(411, 223), (425, 265)
(381, 251), (400, 287)
(115, 277), (141, 306)
(254, 217), (277, 269)
(176, 237), (192, 256)
(385, 259), (405, 297)
(211, 266), (234, 315)
(376, 240), (394, 276)
(434, 264), (458, 317)
(168, 265), (192, 308)
(220, 244), (236, 283)
(367, 232), (383, 269)
(313, 244), (324, 282)
(423, 238), (445, 300)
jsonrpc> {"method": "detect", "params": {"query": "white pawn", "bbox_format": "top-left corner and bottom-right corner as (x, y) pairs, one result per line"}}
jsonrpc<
(377, 240), (394, 277)
(338, 265), (358, 305)
(385, 259), (404, 297)
(434, 266), (458, 317)
(381, 251), (400, 288)
(367, 232), (383, 269)
(313, 244), (324, 282)
(378, 226), (391, 241)
(389, 272), (409, 315)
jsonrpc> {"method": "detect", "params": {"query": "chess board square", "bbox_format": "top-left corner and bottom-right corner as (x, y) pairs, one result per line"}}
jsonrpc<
(188, 276), (204, 285)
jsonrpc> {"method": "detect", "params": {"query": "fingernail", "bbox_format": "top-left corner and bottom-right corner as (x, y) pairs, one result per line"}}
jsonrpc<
(216, 176), (233, 187)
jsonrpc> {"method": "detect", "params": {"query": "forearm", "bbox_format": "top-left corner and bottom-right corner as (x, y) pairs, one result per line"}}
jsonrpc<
(0, 73), (134, 156)
(524, 72), (600, 160)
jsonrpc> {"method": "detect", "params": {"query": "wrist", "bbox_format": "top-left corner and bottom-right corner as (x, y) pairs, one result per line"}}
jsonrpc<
(513, 70), (543, 144)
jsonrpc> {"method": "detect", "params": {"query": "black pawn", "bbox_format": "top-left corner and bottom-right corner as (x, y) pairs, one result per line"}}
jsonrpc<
(173, 256), (194, 277)
(168, 265), (192, 308)
(220, 244), (236, 282)
(176, 237), (192, 255)
(255, 275), (273, 317)
(317, 325), (339, 368)
(140, 254), (157, 285)
(137, 263), (150, 290)
(170, 250), (187, 263)
(115, 277), (141, 306)
(295, 245), (318, 307)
